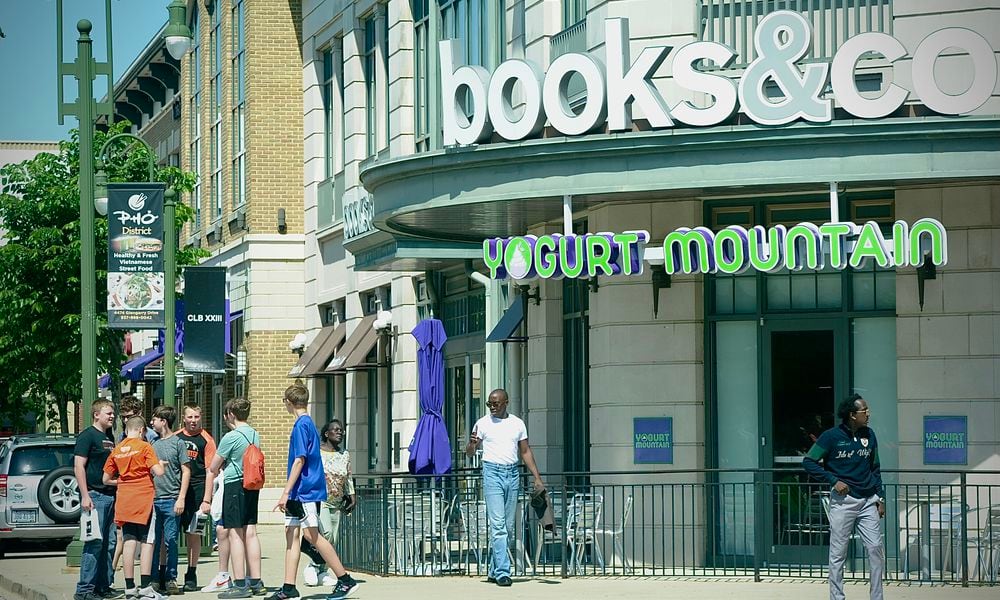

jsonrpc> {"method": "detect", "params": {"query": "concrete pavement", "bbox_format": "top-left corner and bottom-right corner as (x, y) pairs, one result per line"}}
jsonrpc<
(1, 524), (996, 600)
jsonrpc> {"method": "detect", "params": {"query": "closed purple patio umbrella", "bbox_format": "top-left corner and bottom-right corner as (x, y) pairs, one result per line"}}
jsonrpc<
(408, 318), (451, 475)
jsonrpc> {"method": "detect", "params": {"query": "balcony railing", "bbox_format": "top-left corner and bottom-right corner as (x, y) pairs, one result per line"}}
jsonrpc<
(550, 19), (588, 105)
(700, 0), (894, 70)
(336, 467), (1000, 585)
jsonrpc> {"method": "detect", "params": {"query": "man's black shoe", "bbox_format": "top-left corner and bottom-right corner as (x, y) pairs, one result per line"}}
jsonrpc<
(99, 588), (126, 599)
(496, 576), (512, 587)
(486, 577), (496, 584)
(182, 580), (199, 593)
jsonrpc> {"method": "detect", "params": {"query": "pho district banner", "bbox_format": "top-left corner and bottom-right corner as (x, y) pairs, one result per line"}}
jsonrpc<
(441, 12), (996, 144)
(183, 266), (227, 373)
(107, 183), (165, 329)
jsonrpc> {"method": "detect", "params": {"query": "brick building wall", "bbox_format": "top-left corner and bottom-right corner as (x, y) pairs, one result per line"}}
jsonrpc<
(245, 0), (304, 236)
(244, 329), (303, 484)
(176, 0), (307, 492)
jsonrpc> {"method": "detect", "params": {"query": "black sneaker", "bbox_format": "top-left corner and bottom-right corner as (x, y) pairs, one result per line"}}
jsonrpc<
(182, 580), (199, 593)
(75, 593), (103, 600)
(99, 589), (125, 599)
(326, 578), (358, 600)
(264, 590), (300, 600)
(217, 587), (252, 599)
(486, 577), (496, 584)
(496, 576), (513, 587)
(250, 582), (267, 596)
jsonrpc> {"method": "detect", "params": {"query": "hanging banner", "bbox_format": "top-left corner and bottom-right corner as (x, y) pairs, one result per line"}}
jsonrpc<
(107, 183), (166, 329)
(183, 267), (227, 373)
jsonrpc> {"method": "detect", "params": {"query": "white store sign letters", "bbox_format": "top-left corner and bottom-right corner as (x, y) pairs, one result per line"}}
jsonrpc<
(441, 12), (998, 145)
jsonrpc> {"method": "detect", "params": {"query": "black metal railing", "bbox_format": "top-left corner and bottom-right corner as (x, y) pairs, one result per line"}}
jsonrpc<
(333, 468), (1000, 585)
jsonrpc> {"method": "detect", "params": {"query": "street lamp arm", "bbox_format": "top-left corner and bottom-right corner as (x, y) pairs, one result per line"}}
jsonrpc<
(96, 132), (157, 182)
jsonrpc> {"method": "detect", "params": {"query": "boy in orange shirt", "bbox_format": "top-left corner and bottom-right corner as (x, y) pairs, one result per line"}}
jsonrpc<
(103, 416), (166, 600)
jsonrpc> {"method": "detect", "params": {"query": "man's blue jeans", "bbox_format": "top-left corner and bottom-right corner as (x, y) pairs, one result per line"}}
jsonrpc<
(77, 490), (118, 595)
(483, 462), (519, 579)
(151, 499), (180, 582)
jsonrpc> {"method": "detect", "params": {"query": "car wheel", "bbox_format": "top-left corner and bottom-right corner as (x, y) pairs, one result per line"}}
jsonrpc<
(38, 466), (81, 523)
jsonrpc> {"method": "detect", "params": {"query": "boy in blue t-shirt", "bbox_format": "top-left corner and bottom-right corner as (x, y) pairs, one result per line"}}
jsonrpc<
(267, 384), (358, 600)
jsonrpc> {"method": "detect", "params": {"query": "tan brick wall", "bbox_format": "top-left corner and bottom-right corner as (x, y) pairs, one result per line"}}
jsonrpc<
(245, 0), (304, 236)
(245, 329), (302, 486)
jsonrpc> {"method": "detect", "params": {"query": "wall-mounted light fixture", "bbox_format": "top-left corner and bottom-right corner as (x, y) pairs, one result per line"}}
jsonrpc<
(651, 263), (672, 318)
(917, 253), (937, 311)
(519, 285), (540, 306)
(277, 208), (287, 234)
(236, 347), (247, 378)
(288, 332), (307, 356)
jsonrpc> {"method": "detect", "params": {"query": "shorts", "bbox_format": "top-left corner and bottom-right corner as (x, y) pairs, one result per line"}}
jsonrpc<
(121, 512), (154, 543)
(284, 499), (320, 528)
(221, 482), (259, 529)
(180, 481), (206, 528)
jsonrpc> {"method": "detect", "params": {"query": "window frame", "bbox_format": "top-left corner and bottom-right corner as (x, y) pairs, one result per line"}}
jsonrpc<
(231, 0), (246, 210)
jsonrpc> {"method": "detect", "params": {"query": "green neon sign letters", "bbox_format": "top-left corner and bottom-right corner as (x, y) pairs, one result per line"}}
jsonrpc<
(484, 219), (947, 280)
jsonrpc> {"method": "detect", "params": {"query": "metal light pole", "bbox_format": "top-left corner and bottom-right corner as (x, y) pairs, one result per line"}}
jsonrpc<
(77, 20), (98, 409)
(57, 2), (114, 413)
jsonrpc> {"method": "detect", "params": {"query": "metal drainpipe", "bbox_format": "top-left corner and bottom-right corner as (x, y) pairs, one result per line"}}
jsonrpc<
(465, 260), (505, 407)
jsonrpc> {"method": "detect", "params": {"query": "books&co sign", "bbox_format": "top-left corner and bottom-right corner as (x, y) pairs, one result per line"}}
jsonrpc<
(441, 11), (997, 145)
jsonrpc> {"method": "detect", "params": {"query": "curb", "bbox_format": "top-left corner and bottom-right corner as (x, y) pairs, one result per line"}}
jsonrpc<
(0, 571), (49, 600)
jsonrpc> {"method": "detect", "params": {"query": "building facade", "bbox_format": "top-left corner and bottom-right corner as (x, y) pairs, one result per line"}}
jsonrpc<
(179, 0), (306, 484)
(299, 0), (1000, 570)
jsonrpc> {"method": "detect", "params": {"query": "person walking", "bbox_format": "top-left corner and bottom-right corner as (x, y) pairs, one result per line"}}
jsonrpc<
(301, 419), (356, 587)
(74, 400), (123, 600)
(102, 417), (166, 600)
(465, 388), (544, 588)
(149, 406), (191, 595)
(175, 404), (217, 591)
(270, 385), (359, 600)
(208, 399), (264, 598)
(803, 394), (886, 600)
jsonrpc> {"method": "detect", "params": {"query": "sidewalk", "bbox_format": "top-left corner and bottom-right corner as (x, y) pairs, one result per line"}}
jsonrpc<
(1, 524), (996, 600)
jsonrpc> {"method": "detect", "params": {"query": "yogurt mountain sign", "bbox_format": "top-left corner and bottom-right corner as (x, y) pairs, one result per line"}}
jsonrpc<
(441, 12), (997, 145)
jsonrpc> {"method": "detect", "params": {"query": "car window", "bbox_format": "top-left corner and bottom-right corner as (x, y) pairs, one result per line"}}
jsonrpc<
(9, 446), (74, 475)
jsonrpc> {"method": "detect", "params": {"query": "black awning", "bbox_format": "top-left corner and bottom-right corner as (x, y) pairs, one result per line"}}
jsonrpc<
(288, 323), (347, 378)
(325, 314), (380, 373)
(486, 294), (526, 343)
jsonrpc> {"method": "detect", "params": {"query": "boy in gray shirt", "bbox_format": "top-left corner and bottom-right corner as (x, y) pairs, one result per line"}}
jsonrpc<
(150, 406), (191, 595)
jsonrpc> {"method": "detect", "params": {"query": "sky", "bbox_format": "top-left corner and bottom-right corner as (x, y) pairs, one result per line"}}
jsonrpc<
(0, 0), (166, 141)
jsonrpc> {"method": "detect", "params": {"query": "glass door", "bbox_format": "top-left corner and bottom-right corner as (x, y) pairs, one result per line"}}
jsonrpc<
(445, 353), (485, 469)
(763, 319), (846, 565)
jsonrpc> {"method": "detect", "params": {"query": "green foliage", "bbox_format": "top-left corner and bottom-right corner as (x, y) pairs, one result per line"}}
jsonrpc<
(0, 121), (207, 430)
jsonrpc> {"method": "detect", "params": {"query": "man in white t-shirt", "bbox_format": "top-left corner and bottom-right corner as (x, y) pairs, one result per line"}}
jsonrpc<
(466, 388), (544, 587)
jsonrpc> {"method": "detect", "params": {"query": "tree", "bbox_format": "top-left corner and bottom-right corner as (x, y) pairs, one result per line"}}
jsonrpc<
(0, 121), (205, 431)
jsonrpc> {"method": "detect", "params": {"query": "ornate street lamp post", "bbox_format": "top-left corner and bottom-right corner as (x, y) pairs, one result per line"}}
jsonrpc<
(56, 0), (191, 412)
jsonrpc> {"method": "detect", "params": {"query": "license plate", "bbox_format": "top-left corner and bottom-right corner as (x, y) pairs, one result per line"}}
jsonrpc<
(10, 509), (37, 524)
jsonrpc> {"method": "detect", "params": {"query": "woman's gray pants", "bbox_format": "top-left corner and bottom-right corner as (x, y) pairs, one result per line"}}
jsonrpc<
(828, 492), (884, 600)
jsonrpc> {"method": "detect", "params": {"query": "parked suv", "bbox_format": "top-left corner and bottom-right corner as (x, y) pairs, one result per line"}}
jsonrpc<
(0, 434), (80, 552)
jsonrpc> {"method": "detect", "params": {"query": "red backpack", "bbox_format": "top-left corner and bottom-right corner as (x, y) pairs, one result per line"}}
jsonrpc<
(237, 430), (265, 490)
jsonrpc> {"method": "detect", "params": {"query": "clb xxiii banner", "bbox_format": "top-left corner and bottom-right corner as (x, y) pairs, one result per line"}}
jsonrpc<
(183, 266), (227, 372)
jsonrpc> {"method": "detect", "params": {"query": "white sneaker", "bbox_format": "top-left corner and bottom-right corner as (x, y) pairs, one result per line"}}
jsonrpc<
(302, 564), (318, 587)
(138, 586), (164, 600)
(125, 587), (139, 600)
(200, 573), (232, 593)
(319, 573), (336, 587)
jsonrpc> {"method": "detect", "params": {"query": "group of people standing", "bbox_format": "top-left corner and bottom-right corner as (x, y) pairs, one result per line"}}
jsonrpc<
(73, 386), (358, 600)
